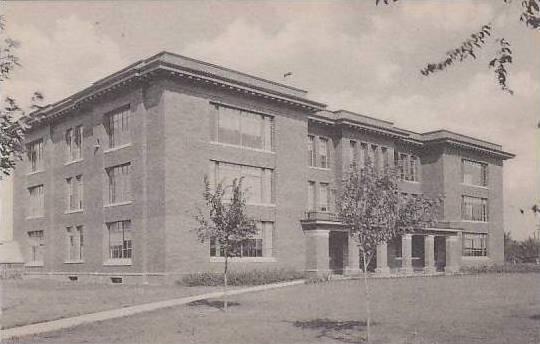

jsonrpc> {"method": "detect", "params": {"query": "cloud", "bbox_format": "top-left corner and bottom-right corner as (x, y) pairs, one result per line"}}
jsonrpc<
(4, 15), (127, 109)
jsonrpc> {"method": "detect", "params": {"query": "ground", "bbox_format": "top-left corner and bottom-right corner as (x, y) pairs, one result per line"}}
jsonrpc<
(4, 273), (540, 344)
(1, 278), (222, 329)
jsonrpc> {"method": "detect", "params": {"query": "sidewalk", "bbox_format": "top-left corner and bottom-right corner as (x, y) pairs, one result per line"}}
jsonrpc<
(1, 279), (305, 340)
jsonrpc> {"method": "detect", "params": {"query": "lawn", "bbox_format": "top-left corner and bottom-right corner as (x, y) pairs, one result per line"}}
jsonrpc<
(1, 278), (223, 329)
(4, 273), (540, 344)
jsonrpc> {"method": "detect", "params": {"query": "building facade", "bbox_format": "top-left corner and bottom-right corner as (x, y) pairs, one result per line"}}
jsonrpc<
(12, 52), (514, 283)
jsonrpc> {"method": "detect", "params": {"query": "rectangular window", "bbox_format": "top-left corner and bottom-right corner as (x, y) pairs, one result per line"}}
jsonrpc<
(66, 226), (83, 261)
(210, 161), (273, 204)
(359, 143), (368, 168)
(65, 125), (83, 162)
(27, 139), (44, 172)
(210, 221), (274, 258)
(307, 135), (315, 167)
(216, 105), (273, 151)
(462, 196), (488, 222)
(27, 230), (44, 263)
(348, 140), (357, 167)
(307, 181), (316, 211)
(463, 233), (487, 257)
(66, 175), (83, 211)
(371, 145), (379, 170)
(409, 156), (418, 181)
(107, 220), (132, 260)
(28, 185), (44, 218)
(463, 160), (488, 187)
(106, 163), (131, 204)
(319, 183), (329, 212)
(319, 137), (330, 169)
(381, 147), (389, 170)
(105, 106), (130, 149)
(399, 153), (408, 180)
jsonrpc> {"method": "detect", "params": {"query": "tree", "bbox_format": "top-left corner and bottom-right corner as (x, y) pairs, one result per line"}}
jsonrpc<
(376, 0), (540, 94)
(193, 176), (258, 311)
(336, 161), (440, 342)
(0, 15), (43, 178)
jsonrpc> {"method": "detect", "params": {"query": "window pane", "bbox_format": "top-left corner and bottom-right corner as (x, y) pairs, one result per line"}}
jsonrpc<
(320, 183), (329, 211)
(307, 182), (315, 211)
(319, 138), (329, 168)
(241, 112), (263, 149)
(218, 107), (241, 146)
(307, 136), (315, 166)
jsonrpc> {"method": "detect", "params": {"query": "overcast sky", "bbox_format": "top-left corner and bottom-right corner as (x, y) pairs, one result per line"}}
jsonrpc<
(2, 1), (539, 240)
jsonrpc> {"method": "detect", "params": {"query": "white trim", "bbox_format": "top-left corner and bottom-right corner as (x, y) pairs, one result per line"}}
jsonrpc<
(64, 260), (84, 264)
(209, 257), (277, 263)
(64, 159), (83, 167)
(64, 209), (84, 215)
(104, 201), (133, 208)
(461, 220), (489, 224)
(103, 143), (132, 154)
(209, 141), (275, 154)
(25, 170), (45, 176)
(25, 262), (44, 267)
(103, 259), (132, 266)
(461, 256), (489, 260)
(461, 183), (489, 190)
(309, 166), (331, 171)
(25, 216), (45, 220)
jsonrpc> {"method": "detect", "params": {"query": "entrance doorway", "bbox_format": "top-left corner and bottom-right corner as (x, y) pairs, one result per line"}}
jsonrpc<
(434, 236), (447, 272)
(329, 231), (347, 274)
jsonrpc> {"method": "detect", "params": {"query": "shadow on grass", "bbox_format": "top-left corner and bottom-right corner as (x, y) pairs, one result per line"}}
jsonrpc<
(291, 318), (370, 343)
(187, 299), (240, 310)
(529, 314), (540, 320)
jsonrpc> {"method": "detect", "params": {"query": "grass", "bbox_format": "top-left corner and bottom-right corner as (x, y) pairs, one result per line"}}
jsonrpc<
(5, 273), (540, 344)
(460, 263), (540, 274)
(0, 278), (223, 329)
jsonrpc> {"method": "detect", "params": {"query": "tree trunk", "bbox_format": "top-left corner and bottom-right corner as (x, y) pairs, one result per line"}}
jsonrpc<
(362, 250), (371, 343)
(223, 255), (228, 312)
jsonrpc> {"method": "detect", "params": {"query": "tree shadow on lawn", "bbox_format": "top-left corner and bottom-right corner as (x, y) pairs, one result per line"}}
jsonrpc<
(291, 318), (372, 343)
(187, 299), (240, 310)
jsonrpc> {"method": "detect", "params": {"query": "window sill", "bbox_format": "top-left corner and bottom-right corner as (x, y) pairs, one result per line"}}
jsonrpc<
(25, 262), (44, 267)
(25, 216), (45, 220)
(64, 260), (84, 264)
(247, 203), (276, 207)
(65, 209), (84, 215)
(103, 143), (132, 154)
(210, 257), (277, 263)
(461, 183), (489, 189)
(462, 256), (489, 259)
(400, 180), (421, 184)
(309, 166), (331, 171)
(64, 159), (83, 166)
(209, 141), (274, 154)
(461, 220), (489, 224)
(26, 170), (44, 176)
(103, 259), (132, 266)
(104, 201), (133, 208)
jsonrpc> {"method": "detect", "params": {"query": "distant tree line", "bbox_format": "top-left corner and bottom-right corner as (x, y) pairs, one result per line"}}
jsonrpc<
(505, 232), (540, 264)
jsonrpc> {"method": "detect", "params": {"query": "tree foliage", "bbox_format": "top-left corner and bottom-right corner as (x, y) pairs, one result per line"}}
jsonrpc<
(505, 232), (540, 263)
(376, 0), (540, 94)
(193, 176), (258, 311)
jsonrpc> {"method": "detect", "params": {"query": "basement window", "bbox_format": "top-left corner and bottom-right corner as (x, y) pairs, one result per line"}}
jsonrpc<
(110, 277), (123, 284)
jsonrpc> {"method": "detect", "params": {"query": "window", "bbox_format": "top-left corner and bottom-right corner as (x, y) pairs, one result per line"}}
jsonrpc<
(105, 106), (130, 148)
(462, 196), (488, 222)
(106, 163), (131, 204)
(319, 137), (330, 168)
(66, 226), (83, 261)
(107, 220), (132, 260)
(359, 143), (368, 168)
(66, 175), (83, 211)
(65, 125), (83, 162)
(209, 161), (273, 204)
(27, 230), (44, 264)
(307, 181), (316, 211)
(395, 152), (419, 181)
(348, 140), (357, 167)
(210, 221), (274, 258)
(463, 160), (488, 187)
(307, 135), (315, 167)
(28, 185), (44, 218)
(319, 183), (329, 212)
(463, 233), (487, 256)
(215, 105), (273, 151)
(381, 147), (389, 170)
(409, 156), (418, 181)
(371, 145), (379, 170)
(27, 139), (44, 172)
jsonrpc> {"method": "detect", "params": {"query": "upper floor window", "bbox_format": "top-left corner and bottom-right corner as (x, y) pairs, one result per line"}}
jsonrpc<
(27, 230), (44, 264)
(307, 135), (315, 167)
(106, 163), (131, 205)
(395, 152), (419, 182)
(209, 161), (274, 205)
(381, 147), (389, 170)
(27, 139), (44, 172)
(66, 226), (84, 261)
(319, 183), (330, 212)
(66, 175), (83, 211)
(65, 125), (83, 162)
(359, 143), (368, 168)
(210, 221), (274, 258)
(107, 220), (132, 260)
(462, 196), (488, 222)
(348, 140), (357, 167)
(215, 105), (273, 151)
(462, 233), (487, 257)
(319, 137), (330, 169)
(307, 181), (316, 211)
(28, 185), (44, 218)
(463, 159), (488, 187)
(105, 106), (131, 149)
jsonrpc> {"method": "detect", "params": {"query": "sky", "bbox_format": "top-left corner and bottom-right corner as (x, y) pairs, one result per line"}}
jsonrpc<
(1, 0), (539, 240)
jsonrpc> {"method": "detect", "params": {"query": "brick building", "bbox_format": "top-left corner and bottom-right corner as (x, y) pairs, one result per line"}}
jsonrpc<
(12, 52), (514, 283)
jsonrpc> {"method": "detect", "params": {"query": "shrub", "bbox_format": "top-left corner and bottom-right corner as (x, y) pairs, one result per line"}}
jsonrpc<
(460, 263), (540, 274)
(178, 268), (307, 287)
